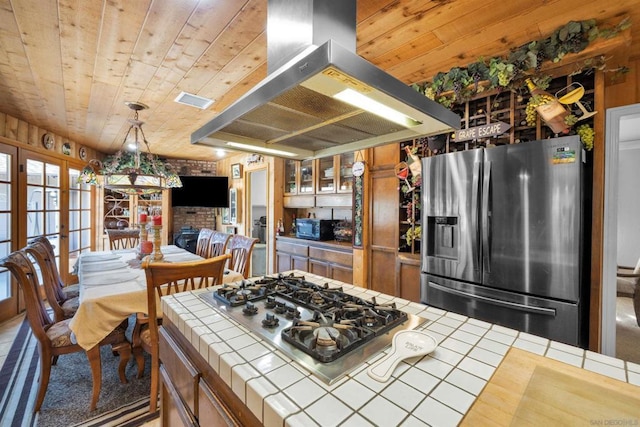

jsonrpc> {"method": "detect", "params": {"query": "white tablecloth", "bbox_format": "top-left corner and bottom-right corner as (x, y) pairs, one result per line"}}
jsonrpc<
(69, 245), (244, 350)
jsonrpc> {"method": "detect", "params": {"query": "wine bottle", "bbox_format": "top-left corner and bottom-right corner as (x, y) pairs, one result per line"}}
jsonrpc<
(525, 78), (569, 134)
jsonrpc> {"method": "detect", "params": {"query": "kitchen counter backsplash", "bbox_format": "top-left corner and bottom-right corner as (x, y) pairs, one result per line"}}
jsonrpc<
(161, 271), (640, 427)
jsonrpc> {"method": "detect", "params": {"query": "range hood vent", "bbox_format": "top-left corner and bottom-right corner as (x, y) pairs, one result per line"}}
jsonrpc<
(191, 0), (460, 160)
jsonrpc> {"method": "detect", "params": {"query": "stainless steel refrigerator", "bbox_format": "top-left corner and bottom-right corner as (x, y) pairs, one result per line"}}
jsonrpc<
(420, 136), (589, 346)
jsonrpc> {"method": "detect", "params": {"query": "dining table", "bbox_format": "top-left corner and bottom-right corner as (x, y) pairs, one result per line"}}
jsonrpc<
(69, 245), (244, 352)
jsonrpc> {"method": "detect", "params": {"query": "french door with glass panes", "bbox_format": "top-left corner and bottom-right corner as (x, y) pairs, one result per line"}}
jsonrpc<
(0, 149), (93, 322)
(0, 144), (18, 323)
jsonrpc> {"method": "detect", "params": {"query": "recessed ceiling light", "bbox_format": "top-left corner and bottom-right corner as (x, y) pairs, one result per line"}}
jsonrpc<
(174, 91), (214, 110)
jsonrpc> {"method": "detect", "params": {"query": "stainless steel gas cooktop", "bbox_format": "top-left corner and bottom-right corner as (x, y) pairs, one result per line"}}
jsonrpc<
(198, 273), (426, 384)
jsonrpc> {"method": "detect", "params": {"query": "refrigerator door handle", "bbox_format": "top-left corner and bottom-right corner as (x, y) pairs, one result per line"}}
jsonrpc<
(429, 282), (556, 316)
(471, 161), (481, 271)
(482, 161), (491, 272)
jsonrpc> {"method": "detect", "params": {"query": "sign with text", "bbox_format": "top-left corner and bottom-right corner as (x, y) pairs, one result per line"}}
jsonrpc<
(454, 121), (511, 142)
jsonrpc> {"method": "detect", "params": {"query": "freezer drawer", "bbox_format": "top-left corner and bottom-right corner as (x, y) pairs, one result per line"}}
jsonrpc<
(421, 274), (583, 347)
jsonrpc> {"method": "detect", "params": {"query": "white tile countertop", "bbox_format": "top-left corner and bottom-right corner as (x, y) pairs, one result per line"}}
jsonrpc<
(161, 271), (640, 427)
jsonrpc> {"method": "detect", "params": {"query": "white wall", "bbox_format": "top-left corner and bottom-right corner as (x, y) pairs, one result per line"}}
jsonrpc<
(617, 145), (640, 266)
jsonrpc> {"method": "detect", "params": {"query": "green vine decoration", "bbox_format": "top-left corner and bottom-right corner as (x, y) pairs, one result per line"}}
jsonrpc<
(413, 17), (630, 106)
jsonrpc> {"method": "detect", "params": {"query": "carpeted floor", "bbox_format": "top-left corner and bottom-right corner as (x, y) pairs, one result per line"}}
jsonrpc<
(0, 316), (158, 427)
(616, 296), (640, 365)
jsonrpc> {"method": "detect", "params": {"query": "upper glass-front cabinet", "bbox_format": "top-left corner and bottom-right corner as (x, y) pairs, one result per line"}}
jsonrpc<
(317, 156), (335, 193)
(337, 152), (354, 193)
(284, 159), (297, 195)
(299, 159), (314, 194)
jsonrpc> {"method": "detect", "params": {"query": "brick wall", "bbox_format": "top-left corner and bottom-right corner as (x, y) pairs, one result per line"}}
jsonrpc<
(166, 158), (221, 241)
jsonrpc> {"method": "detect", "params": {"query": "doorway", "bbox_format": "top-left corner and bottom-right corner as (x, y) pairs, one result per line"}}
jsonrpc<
(603, 103), (640, 358)
(248, 168), (268, 276)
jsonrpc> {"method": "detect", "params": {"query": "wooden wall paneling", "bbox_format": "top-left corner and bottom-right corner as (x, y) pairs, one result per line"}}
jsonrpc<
(5, 115), (18, 141)
(0, 113), (5, 138)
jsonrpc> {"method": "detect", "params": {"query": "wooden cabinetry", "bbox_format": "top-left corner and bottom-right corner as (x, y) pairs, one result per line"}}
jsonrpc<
(283, 154), (354, 208)
(159, 324), (259, 427)
(275, 236), (353, 283)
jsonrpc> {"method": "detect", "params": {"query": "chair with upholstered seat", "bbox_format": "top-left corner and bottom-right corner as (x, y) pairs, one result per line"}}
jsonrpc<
(30, 236), (79, 300)
(106, 229), (140, 250)
(617, 258), (640, 327)
(206, 231), (231, 258)
(0, 250), (132, 412)
(24, 241), (79, 323)
(195, 228), (213, 257)
(226, 235), (258, 278)
(133, 253), (230, 413)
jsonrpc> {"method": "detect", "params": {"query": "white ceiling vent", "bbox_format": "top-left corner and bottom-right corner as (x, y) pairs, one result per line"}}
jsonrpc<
(174, 91), (214, 110)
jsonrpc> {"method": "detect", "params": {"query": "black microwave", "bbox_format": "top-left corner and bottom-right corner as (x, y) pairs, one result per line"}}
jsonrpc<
(295, 219), (334, 241)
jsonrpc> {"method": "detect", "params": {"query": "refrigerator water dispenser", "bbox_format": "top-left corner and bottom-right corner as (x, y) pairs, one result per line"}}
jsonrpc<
(427, 216), (458, 259)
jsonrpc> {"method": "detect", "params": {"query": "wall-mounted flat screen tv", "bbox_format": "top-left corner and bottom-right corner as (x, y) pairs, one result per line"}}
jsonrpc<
(171, 176), (229, 207)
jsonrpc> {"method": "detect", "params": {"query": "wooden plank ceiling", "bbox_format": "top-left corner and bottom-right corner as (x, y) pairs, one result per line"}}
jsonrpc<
(0, 0), (638, 160)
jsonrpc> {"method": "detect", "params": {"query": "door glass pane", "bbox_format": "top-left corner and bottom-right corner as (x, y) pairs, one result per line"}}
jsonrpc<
(69, 188), (80, 209)
(69, 211), (79, 227)
(45, 189), (60, 210)
(81, 190), (91, 209)
(26, 159), (43, 185)
(0, 270), (9, 300)
(81, 210), (90, 225)
(46, 212), (60, 234)
(27, 185), (43, 210)
(0, 153), (9, 181)
(81, 229), (91, 247)
(46, 164), (60, 187)
(0, 183), (9, 210)
(27, 212), (43, 238)
(69, 230), (80, 252)
(0, 213), (9, 240)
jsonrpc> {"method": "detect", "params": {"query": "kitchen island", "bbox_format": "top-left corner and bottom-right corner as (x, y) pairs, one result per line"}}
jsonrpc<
(159, 271), (640, 426)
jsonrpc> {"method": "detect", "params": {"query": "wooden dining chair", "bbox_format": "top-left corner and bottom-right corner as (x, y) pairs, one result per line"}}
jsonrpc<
(206, 231), (231, 258)
(30, 236), (79, 300)
(24, 241), (79, 323)
(106, 229), (140, 250)
(226, 235), (259, 278)
(195, 228), (213, 257)
(133, 253), (231, 413)
(0, 250), (132, 412)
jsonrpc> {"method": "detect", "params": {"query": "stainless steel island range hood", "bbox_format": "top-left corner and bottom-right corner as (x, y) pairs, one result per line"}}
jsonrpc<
(191, 0), (460, 160)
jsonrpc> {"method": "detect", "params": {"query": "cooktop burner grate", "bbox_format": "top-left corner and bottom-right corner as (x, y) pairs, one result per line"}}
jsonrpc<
(198, 273), (425, 384)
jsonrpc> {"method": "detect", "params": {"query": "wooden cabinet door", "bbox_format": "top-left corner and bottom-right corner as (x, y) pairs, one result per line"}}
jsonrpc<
(160, 365), (197, 427)
(198, 380), (236, 427)
(291, 255), (309, 272)
(309, 259), (329, 277)
(276, 251), (292, 272)
(331, 264), (353, 284)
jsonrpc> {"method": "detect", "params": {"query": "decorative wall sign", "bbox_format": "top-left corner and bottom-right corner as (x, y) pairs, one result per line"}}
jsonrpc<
(79, 146), (87, 160)
(352, 169), (364, 248)
(231, 163), (242, 179)
(62, 142), (71, 155)
(246, 154), (264, 165)
(454, 121), (511, 142)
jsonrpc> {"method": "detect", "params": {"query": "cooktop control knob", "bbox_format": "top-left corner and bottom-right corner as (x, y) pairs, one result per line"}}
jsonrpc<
(285, 305), (301, 320)
(262, 313), (279, 328)
(265, 295), (276, 309)
(243, 302), (258, 316)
